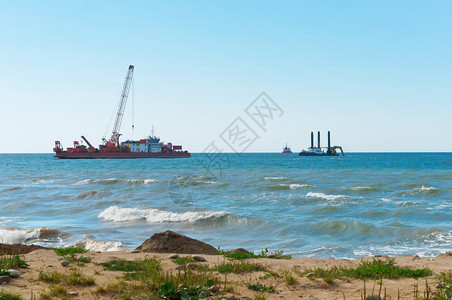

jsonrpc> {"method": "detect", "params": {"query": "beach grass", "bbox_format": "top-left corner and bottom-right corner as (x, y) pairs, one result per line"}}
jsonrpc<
(97, 257), (217, 299)
(247, 283), (275, 293)
(39, 285), (67, 299)
(222, 248), (292, 260)
(299, 258), (431, 280)
(211, 260), (267, 274)
(37, 269), (95, 286)
(0, 290), (22, 300)
(53, 247), (87, 256)
(0, 254), (28, 271)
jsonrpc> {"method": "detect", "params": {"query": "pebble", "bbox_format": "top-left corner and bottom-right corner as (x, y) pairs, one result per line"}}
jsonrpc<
(305, 272), (315, 278)
(0, 276), (11, 285)
(192, 255), (206, 262)
(111, 264), (117, 269)
(175, 265), (186, 271)
(60, 260), (70, 267)
(208, 285), (220, 293)
(366, 295), (381, 300)
(47, 265), (54, 268)
(187, 263), (198, 269)
(7, 269), (20, 278)
(68, 291), (79, 296)
(169, 254), (179, 259)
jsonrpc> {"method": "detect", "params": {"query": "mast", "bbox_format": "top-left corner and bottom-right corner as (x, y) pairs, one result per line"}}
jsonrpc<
(110, 65), (134, 146)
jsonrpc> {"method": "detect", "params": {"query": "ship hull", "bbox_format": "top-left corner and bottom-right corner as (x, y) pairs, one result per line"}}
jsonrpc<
(54, 152), (191, 159)
(298, 152), (338, 157)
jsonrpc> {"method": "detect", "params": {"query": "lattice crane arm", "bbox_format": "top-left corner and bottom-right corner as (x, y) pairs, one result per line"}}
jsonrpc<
(110, 65), (134, 145)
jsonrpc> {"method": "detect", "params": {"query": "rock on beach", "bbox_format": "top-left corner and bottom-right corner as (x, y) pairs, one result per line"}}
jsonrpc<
(135, 230), (218, 255)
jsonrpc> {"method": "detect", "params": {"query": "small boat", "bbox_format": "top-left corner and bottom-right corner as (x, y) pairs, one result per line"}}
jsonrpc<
(282, 144), (292, 154)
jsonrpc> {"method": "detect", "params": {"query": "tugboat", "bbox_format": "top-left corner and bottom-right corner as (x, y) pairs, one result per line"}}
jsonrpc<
(282, 144), (292, 154)
(299, 131), (344, 156)
(53, 65), (190, 159)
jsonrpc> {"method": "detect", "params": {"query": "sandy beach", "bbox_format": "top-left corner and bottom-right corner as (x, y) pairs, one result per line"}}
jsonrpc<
(1, 241), (451, 300)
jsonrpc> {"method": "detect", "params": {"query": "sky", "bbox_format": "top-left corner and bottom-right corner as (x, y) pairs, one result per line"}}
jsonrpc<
(1, 0), (451, 153)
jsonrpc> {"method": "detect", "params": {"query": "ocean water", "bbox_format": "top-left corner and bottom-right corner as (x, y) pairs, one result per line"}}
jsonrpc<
(0, 153), (451, 258)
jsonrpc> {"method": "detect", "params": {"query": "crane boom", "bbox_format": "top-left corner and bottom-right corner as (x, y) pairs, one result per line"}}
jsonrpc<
(110, 65), (134, 146)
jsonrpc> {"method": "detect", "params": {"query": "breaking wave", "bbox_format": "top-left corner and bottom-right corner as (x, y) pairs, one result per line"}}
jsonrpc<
(73, 240), (124, 252)
(170, 176), (226, 187)
(404, 186), (440, 196)
(306, 192), (346, 201)
(263, 177), (292, 181)
(348, 186), (380, 193)
(78, 178), (160, 185)
(98, 206), (229, 223)
(267, 184), (311, 190)
(0, 227), (65, 244)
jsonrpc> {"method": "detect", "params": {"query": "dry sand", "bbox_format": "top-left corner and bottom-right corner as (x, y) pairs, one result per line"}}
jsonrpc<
(2, 248), (452, 299)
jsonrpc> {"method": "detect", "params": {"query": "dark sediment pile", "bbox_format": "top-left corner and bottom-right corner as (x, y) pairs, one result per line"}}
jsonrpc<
(0, 243), (50, 255)
(135, 230), (218, 255)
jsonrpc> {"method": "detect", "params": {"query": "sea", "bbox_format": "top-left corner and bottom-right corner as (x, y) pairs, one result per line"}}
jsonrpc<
(0, 153), (451, 259)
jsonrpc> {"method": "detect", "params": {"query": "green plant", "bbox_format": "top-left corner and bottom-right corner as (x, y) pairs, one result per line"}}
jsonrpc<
(259, 247), (292, 259)
(223, 252), (259, 260)
(254, 292), (267, 300)
(96, 257), (217, 299)
(212, 261), (266, 274)
(67, 270), (95, 286)
(53, 247), (88, 256)
(98, 258), (161, 272)
(259, 271), (279, 280)
(78, 255), (92, 263)
(283, 272), (296, 285)
(173, 256), (196, 265)
(40, 285), (67, 298)
(159, 282), (212, 299)
(0, 290), (22, 300)
(323, 276), (334, 284)
(37, 269), (95, 286)
(38, 270), (62, 284)
(247, 283), (275, 293)
(416, 270), (452, 300)
(0, 254), (28, 269)
(223, 285), (234, 292)
(301, 258), (431, 280)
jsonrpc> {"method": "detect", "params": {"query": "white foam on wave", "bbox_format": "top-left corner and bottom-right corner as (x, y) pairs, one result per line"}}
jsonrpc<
(405, 185), (440, 196)
(76, 240), (124, 252)
(77, 178), (159, 185)
(350, 186), (371, 191)
(288, 184), (311, 189)
(0, 227), (63, 244)
(353, 230), (452, 257)
(306, 192), (345, 201)
(264, 177), (285, 180)
(98, 206), (228, 223)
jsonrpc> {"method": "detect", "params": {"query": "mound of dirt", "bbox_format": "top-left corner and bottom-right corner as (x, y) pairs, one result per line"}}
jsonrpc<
(135, 230), (218, 255)
(0, 243), (50, 255)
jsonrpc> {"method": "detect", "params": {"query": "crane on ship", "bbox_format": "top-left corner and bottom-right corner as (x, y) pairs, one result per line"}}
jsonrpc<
(102, 65), (134, 151)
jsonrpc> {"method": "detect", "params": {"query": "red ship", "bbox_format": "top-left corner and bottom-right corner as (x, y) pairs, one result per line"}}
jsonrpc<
(53, 65), (190, 159)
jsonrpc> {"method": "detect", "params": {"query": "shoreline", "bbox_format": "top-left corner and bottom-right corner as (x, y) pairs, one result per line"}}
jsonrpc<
(1, 241), (451, 299)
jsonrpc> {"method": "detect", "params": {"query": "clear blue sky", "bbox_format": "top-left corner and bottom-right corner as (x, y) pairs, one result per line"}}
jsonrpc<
(1, 0), (451, 153)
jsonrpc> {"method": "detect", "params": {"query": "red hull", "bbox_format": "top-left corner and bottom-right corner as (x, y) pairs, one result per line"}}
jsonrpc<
(54, 151), (190, 159)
